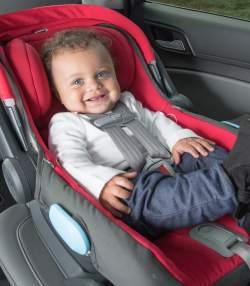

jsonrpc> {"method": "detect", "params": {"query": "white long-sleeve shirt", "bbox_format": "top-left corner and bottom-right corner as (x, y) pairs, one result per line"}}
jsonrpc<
(49, 91), (198, 198)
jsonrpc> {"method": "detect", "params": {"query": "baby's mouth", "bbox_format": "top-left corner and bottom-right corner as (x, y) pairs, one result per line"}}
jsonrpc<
(86, 94), (106, 101)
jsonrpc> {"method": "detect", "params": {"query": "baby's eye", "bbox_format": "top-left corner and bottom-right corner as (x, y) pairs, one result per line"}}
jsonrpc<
(96, 70), (111, 79)
(72, 79), (84, 86)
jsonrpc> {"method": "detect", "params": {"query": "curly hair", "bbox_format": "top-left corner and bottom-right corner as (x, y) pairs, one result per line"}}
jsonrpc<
(41, 29), (112, 88)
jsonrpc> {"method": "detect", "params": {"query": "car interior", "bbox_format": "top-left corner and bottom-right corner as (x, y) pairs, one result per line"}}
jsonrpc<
(0, 1), (250, 285)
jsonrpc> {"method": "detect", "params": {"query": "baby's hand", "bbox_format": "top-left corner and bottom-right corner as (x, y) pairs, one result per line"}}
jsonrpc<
(99, 171), (137, 217)
(172, 137), (215, 165)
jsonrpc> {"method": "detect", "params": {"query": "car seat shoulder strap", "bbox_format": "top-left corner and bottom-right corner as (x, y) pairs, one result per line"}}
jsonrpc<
(116, 102), (170, 158)
(89, 101), (171, 171)
(104, 125), (146, 171)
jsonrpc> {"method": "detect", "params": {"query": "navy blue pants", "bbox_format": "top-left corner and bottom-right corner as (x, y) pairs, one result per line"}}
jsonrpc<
(124, 147), (238, 237)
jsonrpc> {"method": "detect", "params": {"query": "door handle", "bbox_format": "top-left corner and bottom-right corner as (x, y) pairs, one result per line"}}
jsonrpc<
(148, 23), (194, 55)
(155, 39), (186, 52)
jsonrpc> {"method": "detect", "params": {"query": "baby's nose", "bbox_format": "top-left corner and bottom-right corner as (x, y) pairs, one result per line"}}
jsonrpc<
(85, 79), (101, 92)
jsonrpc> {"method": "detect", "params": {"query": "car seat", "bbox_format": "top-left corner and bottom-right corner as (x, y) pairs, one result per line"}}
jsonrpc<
(0, 4), (250, 286)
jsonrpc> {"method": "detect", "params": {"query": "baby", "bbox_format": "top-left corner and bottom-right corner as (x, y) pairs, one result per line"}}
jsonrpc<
(43, 29), (250, 236)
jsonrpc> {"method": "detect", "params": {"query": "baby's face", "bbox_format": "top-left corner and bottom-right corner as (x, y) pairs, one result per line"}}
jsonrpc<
(51, 43), (121, 114)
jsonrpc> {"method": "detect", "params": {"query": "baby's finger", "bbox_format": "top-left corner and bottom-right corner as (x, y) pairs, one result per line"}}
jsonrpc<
(122, 171), (137, 179)
(199, 139), (215, 149)
(109, 196), (131, 216)
(113, 176), (134, 191)
(184, 144), (200, 158)
(206, 139), (216, 146)
(189, 141), (209, 156)
(112, 186), (131, 200)
(172, 150), (181, 165)
(196, 139), (215, 153)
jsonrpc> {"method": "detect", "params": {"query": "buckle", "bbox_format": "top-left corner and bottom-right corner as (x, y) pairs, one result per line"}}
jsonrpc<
(142, 156), (175, 176)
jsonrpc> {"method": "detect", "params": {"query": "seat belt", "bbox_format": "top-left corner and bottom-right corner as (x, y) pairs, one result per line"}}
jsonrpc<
(90, 102), (175, 175)
(190, 223), (250, 269)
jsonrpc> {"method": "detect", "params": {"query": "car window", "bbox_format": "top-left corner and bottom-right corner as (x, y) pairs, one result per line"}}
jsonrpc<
(147, 0), (250, 22)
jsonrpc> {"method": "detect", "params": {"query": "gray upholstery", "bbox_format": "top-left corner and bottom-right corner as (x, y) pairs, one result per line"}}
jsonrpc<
(0, 204), (70, 286)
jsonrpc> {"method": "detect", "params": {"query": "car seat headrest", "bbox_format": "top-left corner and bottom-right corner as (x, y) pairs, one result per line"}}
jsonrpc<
(6, 27), (135, 124)
(6, 38), (52, 123)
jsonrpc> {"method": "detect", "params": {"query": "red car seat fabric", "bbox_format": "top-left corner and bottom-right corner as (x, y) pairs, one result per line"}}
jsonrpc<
(0, 47), (16, 100)
(6, 39), (52, 123)
(1, 5), (249, 286)
(0, 4), (154, 63)
(155, 215), (249, 285)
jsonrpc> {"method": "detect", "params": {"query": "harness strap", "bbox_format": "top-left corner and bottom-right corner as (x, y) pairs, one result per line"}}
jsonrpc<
(90, 101), (173, 172)
(126, 119), (168, 159)
(105, 126), (146, 171)
(115, 103), (170, 159)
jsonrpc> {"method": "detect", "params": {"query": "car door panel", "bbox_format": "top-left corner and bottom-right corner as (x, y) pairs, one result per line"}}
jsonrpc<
(131, 2), (250, 120)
